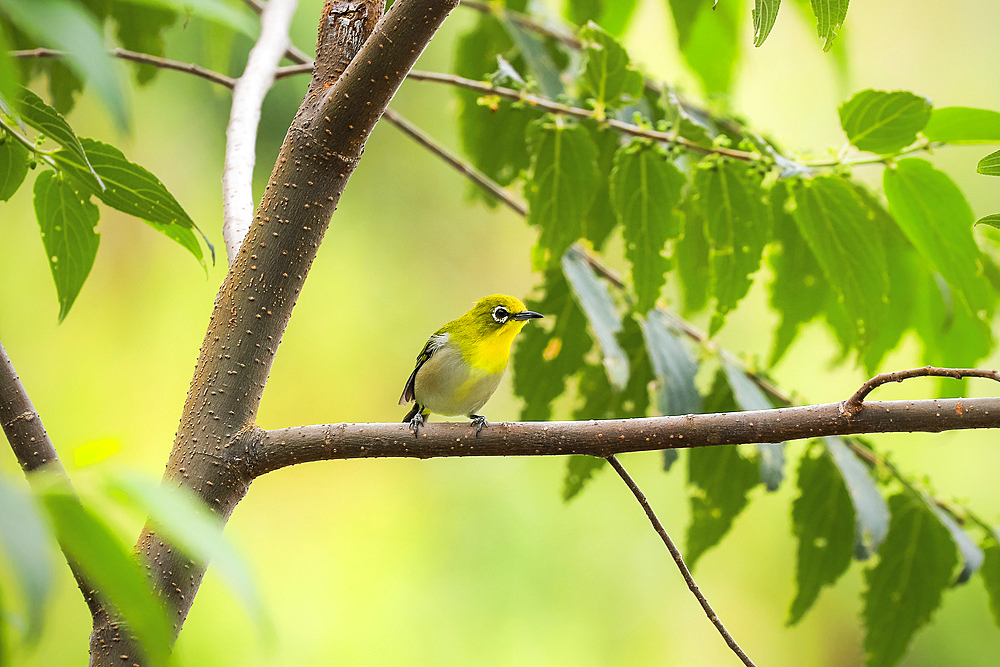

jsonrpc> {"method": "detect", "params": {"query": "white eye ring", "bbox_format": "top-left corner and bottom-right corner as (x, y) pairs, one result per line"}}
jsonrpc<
(492, 306), (509, 323)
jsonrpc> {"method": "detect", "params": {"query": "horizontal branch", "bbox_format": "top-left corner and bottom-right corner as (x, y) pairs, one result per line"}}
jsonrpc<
(249, 397), (999, 476)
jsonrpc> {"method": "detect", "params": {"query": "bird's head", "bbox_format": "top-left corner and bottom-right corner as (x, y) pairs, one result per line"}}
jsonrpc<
(450, 294), (544, 343)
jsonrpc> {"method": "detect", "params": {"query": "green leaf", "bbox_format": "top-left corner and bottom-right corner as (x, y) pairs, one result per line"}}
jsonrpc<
(610, 141), (685, 312)
(54, 138), (212, 266)
(930, 505), (982, 584)
(499, 17), (563, 99)
(39, 485), (171, 666)
(787, 442), (855, 625)
(667, 0), (743, 94)
(513, 269), (593, 420)
(720, 355), (784, 491)
(33, 170), (100, 322)
(976, 213), (1000, 228)
(561, 245), (629, 390)
(110, 1), (177, 85)
(573, 315), (654, 421)
(112, 0), (256, 37)
(922, 107), (1000, 144)
(17, 87), (101, 189)
(824, 438), (888, 559)
(752, 0), (782, 47)
(676, 196), (710, 314)
(838, 89), (932, 154)
(526, 120), (599, 267)
(640, 311), (701, 416)
(696, 158), (769, 335)
(0, 475), (53, 642)
(808, 0), (850, 51)
(981, 532), (1000, 627)
(0, 0), (129, 128)
(0, 136), (29, 201)
(579, 22), (643, 112)
(565, 0), (639, 36)
(977, 149), (1000, 176)
(563, 455), (606, 502)
(863, 490), (960, 667)
(883, 158), (990, 315)
(686, 443), (759, 570)
(787, 175), (889, 350)
(582, 124), (620, 250)
(106, 472), (272, 636)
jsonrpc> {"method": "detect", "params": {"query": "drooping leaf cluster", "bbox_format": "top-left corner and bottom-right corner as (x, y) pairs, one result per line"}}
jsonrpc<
(457, 5), (1000, 666)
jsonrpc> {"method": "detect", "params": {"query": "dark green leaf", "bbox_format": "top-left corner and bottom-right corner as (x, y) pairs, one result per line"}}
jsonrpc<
(923, 107), (1000, 144)
(33, 170), (100, 322)
(884, 158), (990, 314)
(17, 87), (101, 189)
(39, 485), (171, 666)
(976, 213), (1000, 228)
(499, 17), (563, 98)
(788, 443), (855, 625)
(863, 490), (960, 667)
(668, 0), (742, 94)
(513, 269), (593, 420)
(752, 0), (782, 47)
(808, 0), (850, 51)
(563, 456), (606, 502)
(640, 311), (700, 416)
(119, 0), (256, 36)
(110, 1), (177, 85)
(582, 124), (621, 250)
(573, 316), (654, 421)
(0, 476), (52, 642)
(825, 438), (888, 559)
(686, 443), (759, 569)
(696, 158), (769, 335)
(526, 120), (599, 267)
(977, 149), (1000, 176)
(54, 138), (211, 266)
(565, 0), (639, 36)
(611, 141), (685, 312)
(721, 355), (784, 491)
(838, 89), (932, 154)
(928, 506), (982, 585)
(561, 245), (629, 390)
(981, 532), (1000, 627)
(0, 0), (129, 128)
(787, 175), (889, 349)
(0, 136), (29, 201)
(579, 22), (643, 111)
(676, 197), (710, 314)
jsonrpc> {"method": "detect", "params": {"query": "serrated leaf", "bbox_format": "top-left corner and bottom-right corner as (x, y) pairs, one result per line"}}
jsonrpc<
(17, 87), (101, 189)
(640, 310), (700, 416)
(825, 438), (888, 559)
(513, 269), (593, 420)
(808, 0), (850, 51)
(38, 485), (171, 666)
(107, 472), (272, 636)
(579, 22), (643, 111)
(787, 443), (855, 625)
(787, 175), (889, 349)
(33, 170), (100, 322)
(884, 158), (990, 315)
(561, 245), (629, 390)
(573, 316), (654, 422)
(752, 0), (782, 47)
(0, 475), (53, 642)
(923, 107), (1000, 144)
(676, 196), (710, 313)
(977, 149), (1000, 176)
(981, 532), (1000, 628)
(526, 120), (599, 267)
(686, 443), (759, 569)
(838, 89), (932, 154)
(610, 141), (685, 312)
(696, 159), (769, 335)
(929, 506), (982, 585)
(54, 138), (211, 266)
(563, 455), (606, 502)
(863, 490), (960, 667)
(583, 124), (621, 250)
(720, 355), (784, 491)
(0, 136), (29, 201)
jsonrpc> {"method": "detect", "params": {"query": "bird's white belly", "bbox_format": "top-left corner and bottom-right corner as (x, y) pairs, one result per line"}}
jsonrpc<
(414, 344), (504, 417)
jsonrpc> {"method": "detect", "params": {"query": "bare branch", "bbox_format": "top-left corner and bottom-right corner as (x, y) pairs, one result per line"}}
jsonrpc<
(843, 366), (1000, 416)
(605, 455), (756, 667)
(222, 0), (300, 265)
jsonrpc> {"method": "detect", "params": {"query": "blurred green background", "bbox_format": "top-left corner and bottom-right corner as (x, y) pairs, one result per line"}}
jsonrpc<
(2, 0), (1000, 664)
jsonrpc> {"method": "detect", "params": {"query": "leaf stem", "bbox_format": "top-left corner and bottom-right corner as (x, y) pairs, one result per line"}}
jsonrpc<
(0, 114), (57, 168)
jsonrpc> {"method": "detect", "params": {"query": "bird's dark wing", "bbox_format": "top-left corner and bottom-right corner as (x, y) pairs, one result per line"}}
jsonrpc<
(398, 335), (440, 406)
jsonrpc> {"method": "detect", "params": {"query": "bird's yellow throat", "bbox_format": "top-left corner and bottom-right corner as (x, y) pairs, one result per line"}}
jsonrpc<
(462, 320), (527, 374)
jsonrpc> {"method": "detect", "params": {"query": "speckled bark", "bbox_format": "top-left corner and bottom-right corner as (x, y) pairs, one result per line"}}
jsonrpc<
(87, 0), (459, 664)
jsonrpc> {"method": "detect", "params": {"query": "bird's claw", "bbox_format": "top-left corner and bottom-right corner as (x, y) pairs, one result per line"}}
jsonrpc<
(469, 414), (488, 437)
(408, 411), (425, 437)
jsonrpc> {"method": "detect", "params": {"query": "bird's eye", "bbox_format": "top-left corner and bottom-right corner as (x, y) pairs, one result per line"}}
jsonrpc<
(492, 306), (509, 323)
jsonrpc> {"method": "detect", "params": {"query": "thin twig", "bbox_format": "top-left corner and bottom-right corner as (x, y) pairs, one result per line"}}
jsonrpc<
(222, 0), (300, 264)
(382, 108), (527, 216)
(605, 454), (755, 665)
(843, 366), (1000, 416)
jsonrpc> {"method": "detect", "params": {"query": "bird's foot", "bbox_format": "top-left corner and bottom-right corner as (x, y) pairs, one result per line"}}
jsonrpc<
(469, 414), (488, 437)
(408, 411), (425, 437)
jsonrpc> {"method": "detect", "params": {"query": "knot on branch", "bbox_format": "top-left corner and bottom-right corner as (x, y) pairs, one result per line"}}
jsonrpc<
(327, 0), (369, 26)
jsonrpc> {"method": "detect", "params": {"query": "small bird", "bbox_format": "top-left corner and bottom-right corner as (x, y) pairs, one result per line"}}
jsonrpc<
(400, 294), (543, 435)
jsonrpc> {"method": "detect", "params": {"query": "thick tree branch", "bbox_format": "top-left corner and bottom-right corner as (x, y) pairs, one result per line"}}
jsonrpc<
(605, 455), (756, 667)
(247, 397), (999, 476)
(222, 0), (300, 264)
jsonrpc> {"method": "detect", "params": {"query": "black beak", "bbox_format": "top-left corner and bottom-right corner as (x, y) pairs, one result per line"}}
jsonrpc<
(512, 310), (544, 321)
